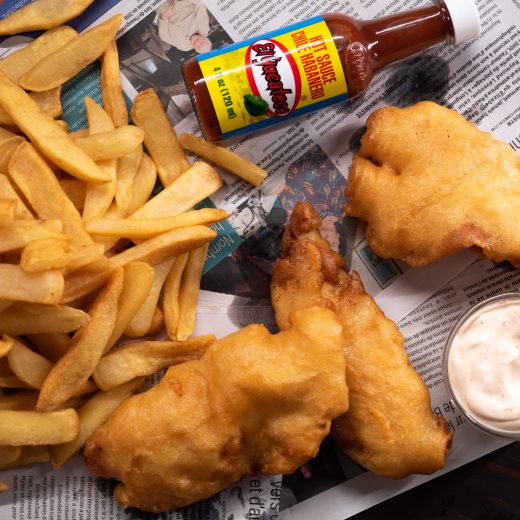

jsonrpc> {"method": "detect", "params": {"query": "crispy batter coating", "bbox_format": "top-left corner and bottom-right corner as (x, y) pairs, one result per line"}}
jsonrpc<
(345, 101), (520, 267)
(84, 307), (348, 512)
(271, 202), (452, 478)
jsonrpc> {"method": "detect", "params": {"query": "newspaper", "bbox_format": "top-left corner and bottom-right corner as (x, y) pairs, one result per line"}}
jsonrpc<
(0, 0), (519, 518)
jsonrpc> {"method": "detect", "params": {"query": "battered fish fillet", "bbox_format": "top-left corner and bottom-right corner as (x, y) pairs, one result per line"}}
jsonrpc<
(345, 101), (520, 267)
(271, 202), (452, 479)
(84, 307), (348, 513)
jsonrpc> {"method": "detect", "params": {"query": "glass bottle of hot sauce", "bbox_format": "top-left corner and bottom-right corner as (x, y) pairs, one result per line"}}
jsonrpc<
(182, 0), (480, 142)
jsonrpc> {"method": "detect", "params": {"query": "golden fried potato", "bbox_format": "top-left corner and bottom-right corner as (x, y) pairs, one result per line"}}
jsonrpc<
(345, 101), (520, 267)
(272, 201), (452, 478)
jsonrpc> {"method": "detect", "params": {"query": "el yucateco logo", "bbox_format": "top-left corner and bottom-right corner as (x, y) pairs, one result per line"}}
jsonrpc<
(245, 39), (302, 117)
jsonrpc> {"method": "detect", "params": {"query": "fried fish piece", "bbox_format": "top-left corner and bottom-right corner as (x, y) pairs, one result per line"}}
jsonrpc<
(271, 202), (452, 478)
(84, 306), (348, 512)
(345, 101), (520, 267)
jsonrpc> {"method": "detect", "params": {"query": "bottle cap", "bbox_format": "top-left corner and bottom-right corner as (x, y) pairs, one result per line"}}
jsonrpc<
(442, 0), (481, 43)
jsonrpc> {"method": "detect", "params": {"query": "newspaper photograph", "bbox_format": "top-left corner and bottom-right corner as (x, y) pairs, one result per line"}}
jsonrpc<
(0, 0), (519, 518)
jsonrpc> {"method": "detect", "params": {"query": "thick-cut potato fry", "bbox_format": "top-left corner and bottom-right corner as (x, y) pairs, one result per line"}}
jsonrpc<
(27, 333), (70, 362)
(106, 262), (154, 352)
(176, 244), (208, 340)
(0, 445), (21, 465)
(0, 26), (78, 82)
(163, 253), (189, 340)
(93, 335), (215, 391)
(0, 219), (65, 253)
(61, 226), (215, 303)
(20, 238), (69, 272)
(0, 375), (31, 389)
(0, 445), (49, 470)
(73, 125), (144, 162)
(0, 264), (63, 303)
(0, 0), (94, 35)
(7, 337), (53, 389)
(130, 162), (223, 220)
(0, 301), (14, 315)
(131, 88), (189, 186)
(8, 142), (93, 246)
(0, 136), (26, 175)
(180, 133), (268, 186)
(0, 77), (110, 184)
(0, 174), (33, 220)
(0, 303), (89, 335)
(86, 208), (229, 239)
(0, 87), (62, 126)
(147, 305), (164, 336)
(63, 244), (107, 275)
(50, 378), (143, 469)
(125, 153), (157, 216)
(0, 336), (13, 357)
(37, 269), (124, 411)
(125, 259), (174, 338)
(0, 391), (39, 411)
(0, 198), (16, 225)
(0, 408), (79, 445)
(115, 146), (142, 211)
(59, 179), (86, 213)
(101, 40), (128, 128)
(82, 97), (117, 222)
(19, 14), (123, 91)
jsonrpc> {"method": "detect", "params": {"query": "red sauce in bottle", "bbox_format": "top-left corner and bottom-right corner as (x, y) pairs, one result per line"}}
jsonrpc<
(182, 0), (480, 142)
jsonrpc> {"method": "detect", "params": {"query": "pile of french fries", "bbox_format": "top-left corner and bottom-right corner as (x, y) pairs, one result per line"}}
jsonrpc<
(0, 5), (268, 491)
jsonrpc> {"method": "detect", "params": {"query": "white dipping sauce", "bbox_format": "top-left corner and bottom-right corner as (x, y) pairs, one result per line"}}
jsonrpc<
(447, 299), (520, 433)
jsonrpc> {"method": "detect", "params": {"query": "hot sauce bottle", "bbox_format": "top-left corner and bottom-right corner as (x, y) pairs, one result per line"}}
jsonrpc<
(182, 0), (480, 142)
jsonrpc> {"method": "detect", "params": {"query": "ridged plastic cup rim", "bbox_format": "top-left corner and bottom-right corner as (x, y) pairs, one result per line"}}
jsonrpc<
(443, 291), (520, 441)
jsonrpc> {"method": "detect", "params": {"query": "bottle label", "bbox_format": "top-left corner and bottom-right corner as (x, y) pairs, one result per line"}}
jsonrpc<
(196, 16), (348, 139)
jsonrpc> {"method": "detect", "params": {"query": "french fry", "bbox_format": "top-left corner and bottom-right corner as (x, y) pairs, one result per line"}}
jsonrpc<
(0, 174), (33, 220)
(124, 153), (157, 215)
(0, 409), (79, 445)
(0, 136), (26, 174)
(131, 88), (189, 186)
(163, 253), (189, 340)
(37, 268), (124, 411)
(86, 208), (229, 240)
(93, 335), (215, 391)
(0, 0), (94, 35)
(19, 14), (123, 91)
(50, 378), (143, 469)
(0, 219), (65, 253)
(125, 259), (174, 338)
(0, 445), (49, 470)
(0, 264), (63, 304)
(8, 142), (94, 246)
(0, 375), (31, 389)
(82, 97), (117, 222)
(180, 133), (268, 186)
(100, 39), (128, 128)
(130, 162), (223, 219)
(27, 333), (70, 363)
(0, 481), (8, 492)
(105, 262), (154, 352)
(7, 337), (53, 389)
(0, 391), (39, 411)
(176, 244), (208, 340)
(61, 226), (215, 304)
(20, 238), (70, 272)
(0, 76), (110, 184)
(147, 305), (164, 336)
(63, 244), (108, 275)
(0, 445), (21, 465)
(0, 26), (78, 82)
(115, 145), (142, 211)
(0, 303), (89, 335)
(0, 301), (14, 315)
(0, 336), (13, 357)
(72, 125), (144, 162)
(58, 179), (86, 213)
(0, 87), (62, 126)
(0, 198), (16, 225)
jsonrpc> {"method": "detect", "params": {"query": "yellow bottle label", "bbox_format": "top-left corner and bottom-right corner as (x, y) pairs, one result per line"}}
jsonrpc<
(196, 17), (347, 138)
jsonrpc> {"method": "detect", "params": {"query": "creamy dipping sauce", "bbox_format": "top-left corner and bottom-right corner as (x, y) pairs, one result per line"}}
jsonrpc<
(446, 297), (520, 436)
